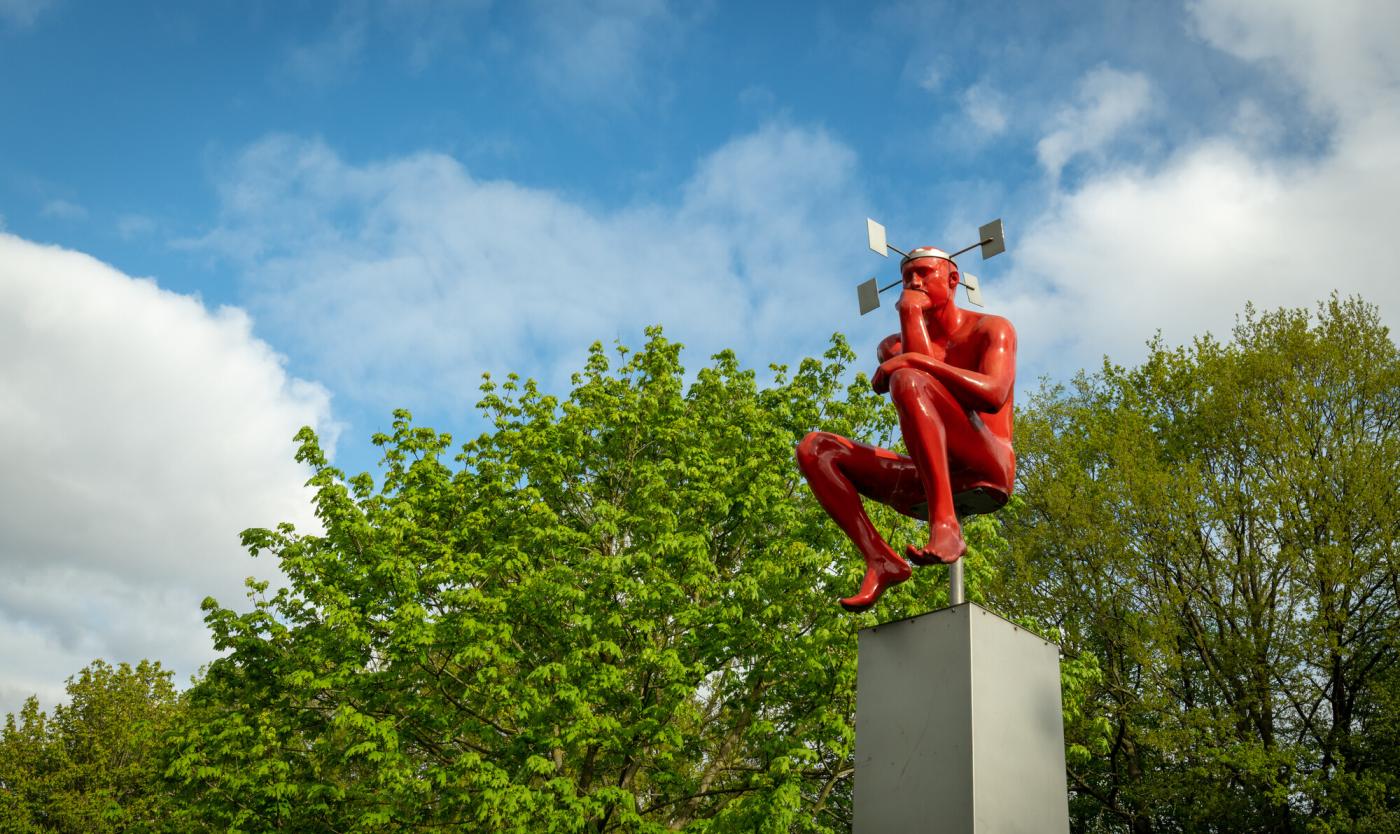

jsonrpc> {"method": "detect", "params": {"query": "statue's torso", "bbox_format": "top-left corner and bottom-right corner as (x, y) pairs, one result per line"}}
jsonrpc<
(887, 309), (1016, 444)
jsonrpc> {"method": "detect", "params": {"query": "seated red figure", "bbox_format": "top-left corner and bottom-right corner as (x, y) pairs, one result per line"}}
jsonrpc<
(796, 246), (1016, 612)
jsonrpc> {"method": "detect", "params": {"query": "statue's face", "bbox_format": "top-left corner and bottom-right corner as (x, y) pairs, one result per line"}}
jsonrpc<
(901, 257), (958, 305)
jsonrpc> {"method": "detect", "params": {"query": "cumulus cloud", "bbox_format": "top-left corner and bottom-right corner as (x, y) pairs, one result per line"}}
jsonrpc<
(0, 234), (334, 714)
(1189, 0), (1400, 120)
(1001, 0), (1400, 378)
(960, 81), (1009, 136)
(1036, 66), (1153, 181)
(190, 123), (870, 413)
(199, 0), (1400, 427)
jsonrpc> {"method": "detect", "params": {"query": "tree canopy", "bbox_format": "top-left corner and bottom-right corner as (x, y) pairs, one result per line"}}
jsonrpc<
(5, 297), (1396, 833)
(164, 330), (1001, 833)
(0, 660), (183, 832)
(996, 296), (1400, 832)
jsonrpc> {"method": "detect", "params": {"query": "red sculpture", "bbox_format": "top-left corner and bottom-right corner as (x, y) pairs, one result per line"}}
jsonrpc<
(796, 247), (1016, 611)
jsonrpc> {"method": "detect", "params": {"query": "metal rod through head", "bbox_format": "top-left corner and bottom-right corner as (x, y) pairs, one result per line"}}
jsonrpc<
(948, 238), (993, 260)
(875, 236), (994, 295)
(878, 274), (981, 295)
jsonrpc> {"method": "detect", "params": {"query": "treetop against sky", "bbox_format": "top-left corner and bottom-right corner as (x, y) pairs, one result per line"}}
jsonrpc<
(2, 0), (1399, 714)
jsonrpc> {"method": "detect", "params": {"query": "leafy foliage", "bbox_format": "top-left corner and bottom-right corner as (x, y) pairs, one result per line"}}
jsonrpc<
(997, 296), (1400, 833)
(0, 660), (184, 833)
(167, 330), (1001, 832)
(28, 296), (1390, 832)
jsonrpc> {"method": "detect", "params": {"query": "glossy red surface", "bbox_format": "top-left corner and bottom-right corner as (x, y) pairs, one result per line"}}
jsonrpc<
(796, 253), (1016, 611)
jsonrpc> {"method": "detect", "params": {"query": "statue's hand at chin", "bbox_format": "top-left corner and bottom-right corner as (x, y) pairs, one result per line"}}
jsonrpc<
(896, 288), (934, 311)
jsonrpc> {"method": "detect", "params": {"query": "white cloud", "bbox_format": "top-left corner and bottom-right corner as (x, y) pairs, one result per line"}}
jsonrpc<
(1227, 98), (1283, 149)
(190, 123), (868, 412)
(1036, 66), (1153, 180)
(40, 198), (87, 221)
(1002, 2), (1400, 378)
(0, 234), (334, 714)
(0, 0), (53, 28)
(1189, 0), (1400, 120)
(960, 81), (1009, 135)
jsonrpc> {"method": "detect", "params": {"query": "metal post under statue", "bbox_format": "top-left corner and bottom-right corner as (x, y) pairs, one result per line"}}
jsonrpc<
(948, 558), (964, 606)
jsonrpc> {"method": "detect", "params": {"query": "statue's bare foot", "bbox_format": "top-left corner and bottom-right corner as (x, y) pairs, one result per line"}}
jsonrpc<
(840, 553), (913, 612)
(905, 521), (966, 566)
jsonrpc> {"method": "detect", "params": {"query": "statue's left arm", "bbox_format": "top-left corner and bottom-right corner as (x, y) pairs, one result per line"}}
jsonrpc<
(875, 332), (903, 364)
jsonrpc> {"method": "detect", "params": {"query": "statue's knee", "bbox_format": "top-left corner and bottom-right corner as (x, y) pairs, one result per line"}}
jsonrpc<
(796, 431), (838, 470)
(890, 368), (953, 409)
(888, 368), (926, 403)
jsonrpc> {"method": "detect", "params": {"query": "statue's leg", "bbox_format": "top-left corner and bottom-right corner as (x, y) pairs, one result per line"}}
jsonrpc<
(795, 432), (923, 611)
(887, 368), (1011, 565)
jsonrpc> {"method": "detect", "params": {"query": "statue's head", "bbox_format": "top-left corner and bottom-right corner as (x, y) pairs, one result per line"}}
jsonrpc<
(900, 248), (961, 304)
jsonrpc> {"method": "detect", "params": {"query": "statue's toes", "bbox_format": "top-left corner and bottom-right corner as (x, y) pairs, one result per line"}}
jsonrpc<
(906, 543), (941, 566)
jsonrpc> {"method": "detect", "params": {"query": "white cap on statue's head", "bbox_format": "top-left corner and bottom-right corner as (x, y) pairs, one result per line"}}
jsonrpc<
(900, 246), (953, 267)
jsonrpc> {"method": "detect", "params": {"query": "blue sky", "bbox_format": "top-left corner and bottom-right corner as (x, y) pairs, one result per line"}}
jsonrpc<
(3, 0), (1399, 712)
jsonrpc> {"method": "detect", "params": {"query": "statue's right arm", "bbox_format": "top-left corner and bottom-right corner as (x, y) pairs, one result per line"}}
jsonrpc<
(889, 317), (1015, 412)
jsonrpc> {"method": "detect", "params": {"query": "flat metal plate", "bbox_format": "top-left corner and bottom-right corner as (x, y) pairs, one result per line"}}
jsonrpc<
(968, 606), (1069, 834)
(962, 273), (985, 307)
(854, 608), (972, 833)
(867, 218), (888, 256)
(858, 278), (881, 315)
(978, 218), (1006, 259)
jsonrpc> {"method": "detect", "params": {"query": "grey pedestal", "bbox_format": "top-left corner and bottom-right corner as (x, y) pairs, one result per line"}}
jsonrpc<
(852, 603), (1069, 834)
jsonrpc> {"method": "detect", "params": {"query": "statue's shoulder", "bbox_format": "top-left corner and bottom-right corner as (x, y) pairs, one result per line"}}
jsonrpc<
(970, 309), (1016, 340)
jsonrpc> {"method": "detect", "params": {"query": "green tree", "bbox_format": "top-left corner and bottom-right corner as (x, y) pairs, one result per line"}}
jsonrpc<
(0, 660), (183, 833)
(996, 296), (1400, 833)
(168, 330), (1008, 832)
